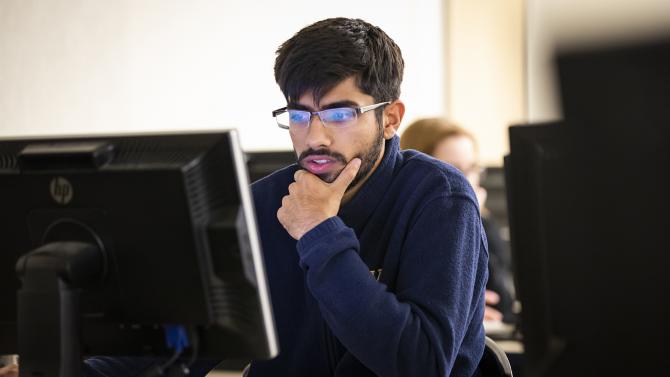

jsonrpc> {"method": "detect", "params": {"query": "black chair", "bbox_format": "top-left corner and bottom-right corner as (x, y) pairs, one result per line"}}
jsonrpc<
(478, 336), (513, 377)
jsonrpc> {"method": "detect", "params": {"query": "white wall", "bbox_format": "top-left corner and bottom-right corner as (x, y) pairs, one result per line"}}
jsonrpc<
(527, 0), (670, 122)
(445, 0), (526, 166)
(0, 0), (444, 151)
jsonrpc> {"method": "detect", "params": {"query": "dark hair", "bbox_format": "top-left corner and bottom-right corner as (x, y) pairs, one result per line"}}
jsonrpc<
(274, 18), (404, 107)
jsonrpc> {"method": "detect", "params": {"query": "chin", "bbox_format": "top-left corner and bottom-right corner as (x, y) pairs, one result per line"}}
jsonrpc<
(317, 171), (339, 183)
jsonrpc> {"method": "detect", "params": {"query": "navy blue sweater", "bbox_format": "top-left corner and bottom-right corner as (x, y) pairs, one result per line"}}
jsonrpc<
(248, 136), (488, 377)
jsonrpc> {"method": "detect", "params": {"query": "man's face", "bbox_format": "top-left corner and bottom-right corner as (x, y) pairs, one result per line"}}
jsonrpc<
(290, 77), (386, 192)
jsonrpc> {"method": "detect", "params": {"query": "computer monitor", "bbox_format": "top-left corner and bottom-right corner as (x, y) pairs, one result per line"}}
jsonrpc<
(245, 150), (295, 183)
(506, 38), (670, 377)
(505, 123), (571, 376)
(0, 130), (278, 376)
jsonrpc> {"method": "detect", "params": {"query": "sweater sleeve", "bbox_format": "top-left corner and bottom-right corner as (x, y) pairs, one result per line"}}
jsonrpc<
(296, 194), (487, 377)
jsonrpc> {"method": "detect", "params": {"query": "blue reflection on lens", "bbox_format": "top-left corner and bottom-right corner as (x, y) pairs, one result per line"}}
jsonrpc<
(322, 108), (356, 124)
(288, 110), (310, 124)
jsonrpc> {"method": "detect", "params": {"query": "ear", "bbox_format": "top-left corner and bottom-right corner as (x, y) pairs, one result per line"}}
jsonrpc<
(383, 100), (405, 140)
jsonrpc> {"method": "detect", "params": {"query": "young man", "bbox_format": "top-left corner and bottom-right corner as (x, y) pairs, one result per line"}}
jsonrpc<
(249, 18), (488, 376)
(0, 17), (488, 377)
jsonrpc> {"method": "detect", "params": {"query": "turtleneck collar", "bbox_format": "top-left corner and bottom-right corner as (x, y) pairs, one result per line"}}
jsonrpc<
(338, 135), (401, 232)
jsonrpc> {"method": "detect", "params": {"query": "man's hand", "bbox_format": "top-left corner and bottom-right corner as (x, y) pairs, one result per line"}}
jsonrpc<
(277, 158), (361, 240)
(0, 363), (18, 377)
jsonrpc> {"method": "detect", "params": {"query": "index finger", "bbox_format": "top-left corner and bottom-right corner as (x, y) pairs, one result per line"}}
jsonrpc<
(331, 158), (361, 193)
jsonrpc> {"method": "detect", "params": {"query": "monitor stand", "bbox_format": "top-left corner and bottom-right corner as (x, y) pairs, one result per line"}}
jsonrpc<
(16, 241), (102, 377)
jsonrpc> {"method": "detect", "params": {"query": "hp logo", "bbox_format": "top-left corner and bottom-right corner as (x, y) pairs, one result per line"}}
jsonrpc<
(50, 177), (73, 205)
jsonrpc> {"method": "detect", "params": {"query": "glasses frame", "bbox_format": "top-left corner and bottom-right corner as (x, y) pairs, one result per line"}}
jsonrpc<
(271, 101), (391, 130)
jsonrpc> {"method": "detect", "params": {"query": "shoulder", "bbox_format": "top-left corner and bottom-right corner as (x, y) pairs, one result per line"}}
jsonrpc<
(252, 164), (298, 197)
(397, 149), (478, 206)
(251, 163), (298, 214)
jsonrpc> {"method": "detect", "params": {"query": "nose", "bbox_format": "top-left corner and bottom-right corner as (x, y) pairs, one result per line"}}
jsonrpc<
(304, 113), (332, 150)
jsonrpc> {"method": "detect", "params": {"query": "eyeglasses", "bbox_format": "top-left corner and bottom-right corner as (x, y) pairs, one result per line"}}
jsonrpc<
(271, 102), (390, 130)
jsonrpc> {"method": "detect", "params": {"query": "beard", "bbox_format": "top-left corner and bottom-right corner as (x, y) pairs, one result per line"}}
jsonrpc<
(297, 124), (384, 191)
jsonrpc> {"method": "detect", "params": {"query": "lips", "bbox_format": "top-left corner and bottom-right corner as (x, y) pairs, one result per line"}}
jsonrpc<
(301, 154), (341, 175)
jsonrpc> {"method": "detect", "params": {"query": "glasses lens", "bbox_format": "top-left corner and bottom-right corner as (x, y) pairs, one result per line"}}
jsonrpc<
(288, 110), (311, 129)
(320, 108), (357, 128)
(276, 110), (310, 129)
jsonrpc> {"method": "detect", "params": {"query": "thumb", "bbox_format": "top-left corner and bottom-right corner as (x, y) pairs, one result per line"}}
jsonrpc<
(332, 158), (361, 192)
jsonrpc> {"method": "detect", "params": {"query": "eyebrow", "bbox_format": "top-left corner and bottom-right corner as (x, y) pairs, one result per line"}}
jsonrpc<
(287, 100), (361, 112)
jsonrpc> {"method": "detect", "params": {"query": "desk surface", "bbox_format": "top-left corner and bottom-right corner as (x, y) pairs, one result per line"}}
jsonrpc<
(208, 372), (242, 377)
(496, 340), (524, 354)
(483, 320), (515, 338)
(483, 320), (524, 354)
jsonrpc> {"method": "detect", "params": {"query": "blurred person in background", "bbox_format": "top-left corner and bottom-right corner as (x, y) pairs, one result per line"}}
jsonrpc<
(401, 118), (516, 325)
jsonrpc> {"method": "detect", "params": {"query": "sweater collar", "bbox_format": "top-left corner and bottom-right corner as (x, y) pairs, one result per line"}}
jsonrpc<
(339, 135), (400, 232)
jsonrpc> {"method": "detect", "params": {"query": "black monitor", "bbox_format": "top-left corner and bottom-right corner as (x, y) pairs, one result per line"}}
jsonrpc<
(245, 150), (295, 183)
(506, 38), (670, 377)
(505, 123), (571, 376)
(0, 130), (278, 376)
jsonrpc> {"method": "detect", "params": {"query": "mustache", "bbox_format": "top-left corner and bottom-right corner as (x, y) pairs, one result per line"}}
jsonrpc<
(297, 148), (348, 165)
